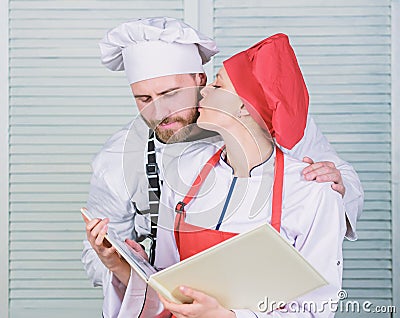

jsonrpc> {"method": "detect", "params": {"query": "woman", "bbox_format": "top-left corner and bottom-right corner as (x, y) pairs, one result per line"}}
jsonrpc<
(126, 33), (346, 317)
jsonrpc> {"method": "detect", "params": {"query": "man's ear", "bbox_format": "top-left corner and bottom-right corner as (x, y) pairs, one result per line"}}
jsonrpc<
(194, 73), (207, 86)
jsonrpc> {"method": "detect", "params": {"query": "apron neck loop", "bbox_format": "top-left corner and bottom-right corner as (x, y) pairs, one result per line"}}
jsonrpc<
(271, 147), (284, 232)
(174, 146), (224, 215)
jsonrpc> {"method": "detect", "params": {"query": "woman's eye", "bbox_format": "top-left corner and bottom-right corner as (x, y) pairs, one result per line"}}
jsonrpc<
(212, 85), (221, 89)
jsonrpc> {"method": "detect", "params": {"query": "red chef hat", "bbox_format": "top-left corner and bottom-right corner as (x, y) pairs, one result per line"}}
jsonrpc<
(223, 33), (309, 150)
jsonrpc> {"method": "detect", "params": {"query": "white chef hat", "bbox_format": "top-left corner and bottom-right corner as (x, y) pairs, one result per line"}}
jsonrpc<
(99, 17), (219, 84)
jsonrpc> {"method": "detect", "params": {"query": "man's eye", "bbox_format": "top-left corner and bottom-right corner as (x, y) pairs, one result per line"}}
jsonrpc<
(164, 90), (178, 97)
(212, 85), (221, 89)
(137, 97), (151, 103)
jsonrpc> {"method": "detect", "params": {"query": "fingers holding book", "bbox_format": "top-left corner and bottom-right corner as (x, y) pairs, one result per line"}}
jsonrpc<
(81, 207), (131, 285)
(158, 286), (235, 318)
(86, 217), (113, 250)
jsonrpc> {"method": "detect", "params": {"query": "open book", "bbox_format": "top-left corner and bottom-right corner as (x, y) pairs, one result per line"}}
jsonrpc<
(81, 207), (327, 312)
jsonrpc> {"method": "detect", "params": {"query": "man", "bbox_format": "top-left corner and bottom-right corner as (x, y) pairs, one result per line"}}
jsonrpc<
(82, 17), (363, 317)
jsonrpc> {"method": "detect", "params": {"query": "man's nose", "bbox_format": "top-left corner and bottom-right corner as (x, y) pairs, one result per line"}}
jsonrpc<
(152, 96), (174, 119)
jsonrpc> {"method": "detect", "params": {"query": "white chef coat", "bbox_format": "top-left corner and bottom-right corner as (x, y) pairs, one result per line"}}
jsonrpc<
(108, 146), (347, 317)
(81, 114), (363, 317)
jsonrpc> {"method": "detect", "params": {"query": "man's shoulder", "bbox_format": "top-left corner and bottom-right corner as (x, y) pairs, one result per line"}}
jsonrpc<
(88, 117), (151, 210)
(283, 154), (343, 206)
(282, 154), (345, 240)
(91, 117), (148, 172)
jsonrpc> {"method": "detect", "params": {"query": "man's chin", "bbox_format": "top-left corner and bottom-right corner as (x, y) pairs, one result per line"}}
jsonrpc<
(155, 125), (193, 144)
(144, 109), (200, 143)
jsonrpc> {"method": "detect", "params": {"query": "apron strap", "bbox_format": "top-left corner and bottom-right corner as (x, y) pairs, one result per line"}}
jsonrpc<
(271, 147), (284, 232)
(175, 146), (224, 214)
(135, 130), (161, 265)
(174, 147), (224, 252)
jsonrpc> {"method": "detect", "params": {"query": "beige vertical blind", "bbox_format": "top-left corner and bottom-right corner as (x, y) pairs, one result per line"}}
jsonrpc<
(9, 1), (184, 317)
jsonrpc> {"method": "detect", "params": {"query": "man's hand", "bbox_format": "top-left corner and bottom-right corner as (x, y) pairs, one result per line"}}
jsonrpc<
(302, 157), (345, 197)
(82, 213), (131, 285)
(159, 286), (235, 318)
(125, 239), (149, 261)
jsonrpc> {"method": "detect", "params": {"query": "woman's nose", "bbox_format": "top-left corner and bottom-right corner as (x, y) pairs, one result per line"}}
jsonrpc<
(200, 85), (211, 98)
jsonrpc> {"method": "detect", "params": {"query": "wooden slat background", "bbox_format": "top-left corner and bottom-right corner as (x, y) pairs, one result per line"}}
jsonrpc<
(7, 0), (394, 317)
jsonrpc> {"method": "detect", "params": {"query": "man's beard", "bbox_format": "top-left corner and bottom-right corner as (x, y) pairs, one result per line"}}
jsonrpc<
(147, 108), (200, 143)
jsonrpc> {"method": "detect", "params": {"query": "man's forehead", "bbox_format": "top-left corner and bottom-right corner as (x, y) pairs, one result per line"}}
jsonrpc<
(131, 73), (196, 95)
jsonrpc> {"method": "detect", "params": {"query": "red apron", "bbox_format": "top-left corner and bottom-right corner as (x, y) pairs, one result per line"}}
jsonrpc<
(174, 146), (284, 260)
(169, 148), (284, 317)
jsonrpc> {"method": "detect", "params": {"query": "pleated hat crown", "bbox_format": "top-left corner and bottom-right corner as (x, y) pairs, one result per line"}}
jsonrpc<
(99, 17), (219, 84)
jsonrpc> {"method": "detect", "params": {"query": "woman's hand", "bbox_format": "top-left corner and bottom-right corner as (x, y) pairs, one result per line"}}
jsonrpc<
(159, 286), (236, 318)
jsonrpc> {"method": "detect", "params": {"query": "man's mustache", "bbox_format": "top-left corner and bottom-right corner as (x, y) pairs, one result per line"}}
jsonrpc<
(152, 115), (187, 127)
